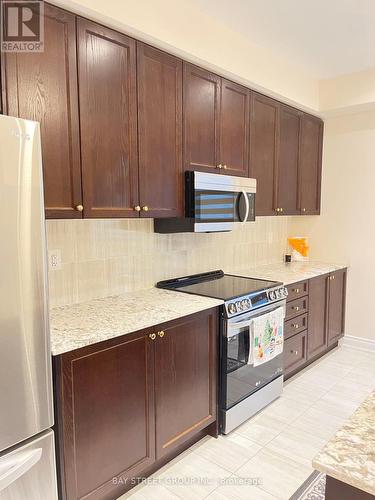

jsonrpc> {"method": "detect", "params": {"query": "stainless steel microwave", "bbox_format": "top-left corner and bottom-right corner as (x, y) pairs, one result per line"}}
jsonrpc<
(154, 171), (256, 233)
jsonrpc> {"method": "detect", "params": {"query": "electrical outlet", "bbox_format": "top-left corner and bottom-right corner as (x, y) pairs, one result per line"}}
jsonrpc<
(48, 249), (62, 271)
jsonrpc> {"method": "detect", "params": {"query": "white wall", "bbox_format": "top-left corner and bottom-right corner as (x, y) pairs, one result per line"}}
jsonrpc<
(320, 68), (375, 115)
(289, 110), (375, 341)
(53, 0), (319, 111)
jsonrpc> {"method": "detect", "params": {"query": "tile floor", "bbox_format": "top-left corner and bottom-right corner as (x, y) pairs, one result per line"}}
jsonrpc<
(120, 344), (375, 500)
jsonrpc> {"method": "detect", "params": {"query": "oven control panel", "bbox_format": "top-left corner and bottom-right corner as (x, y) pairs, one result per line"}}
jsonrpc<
(225, 285), (288, 317)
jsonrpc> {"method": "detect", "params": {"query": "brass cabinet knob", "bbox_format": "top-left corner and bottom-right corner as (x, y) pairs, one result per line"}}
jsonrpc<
(149, 333), (156, 340)
(279, 207), (283, 213)
(302, 208), (306, 213)
(292, 288), (300, 293)
(292, 324), (299, 329)
(223, 164), (227, 170)
(158, 331), (165, 338)
(217, 164), (223, 169)
(76, 204), (84, 212)
(292, 306), (300, 311)
(134, 205), (141, 212)
(142, 206), (149, 212)
(332, 275), (335, 280)
(275, 208), (280, 213)
(290, 349), (299, 355)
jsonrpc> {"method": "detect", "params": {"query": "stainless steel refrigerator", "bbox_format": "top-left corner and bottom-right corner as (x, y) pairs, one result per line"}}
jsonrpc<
(0, 115), (58, 499)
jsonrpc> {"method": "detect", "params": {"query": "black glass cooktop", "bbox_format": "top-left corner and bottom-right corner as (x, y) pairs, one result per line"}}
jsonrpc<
(157, 270), (280, 301)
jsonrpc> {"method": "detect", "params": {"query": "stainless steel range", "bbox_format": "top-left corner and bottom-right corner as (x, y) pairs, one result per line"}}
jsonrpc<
(157, 270), (287, 434)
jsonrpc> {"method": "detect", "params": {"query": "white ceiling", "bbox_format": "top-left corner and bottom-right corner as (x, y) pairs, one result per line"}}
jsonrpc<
(187, 0), (375, 79)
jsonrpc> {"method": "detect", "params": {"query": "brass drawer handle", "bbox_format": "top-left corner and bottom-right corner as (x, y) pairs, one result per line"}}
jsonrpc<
(292, 288), (300, 293)
(158, 331), (165, 338)
(290, 350), (299, 355)
(292, 306), (300, 311)
(292, 324), (299, 329)
(149, 333), (156, 340)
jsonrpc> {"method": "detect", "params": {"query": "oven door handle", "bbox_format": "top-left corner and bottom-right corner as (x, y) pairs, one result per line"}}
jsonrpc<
(227, 319), (253, 339)
(239, 191), (250, 223)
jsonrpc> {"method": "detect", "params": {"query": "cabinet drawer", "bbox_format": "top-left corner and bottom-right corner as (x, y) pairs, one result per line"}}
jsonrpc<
(284, 331), (307, 375)
(284, 313), (308, 340)
(286, 280), (308, 302)
(286, 296), (309, 320)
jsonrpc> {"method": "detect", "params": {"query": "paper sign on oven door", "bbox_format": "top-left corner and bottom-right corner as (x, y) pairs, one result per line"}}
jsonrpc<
(252, 307), (284, 367)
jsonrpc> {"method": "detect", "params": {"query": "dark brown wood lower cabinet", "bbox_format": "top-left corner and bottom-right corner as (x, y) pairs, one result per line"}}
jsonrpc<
(325, 476), (373, 500)
(54, 308), (218, 500)
(327, 269), (347, 346)
(154, 311), (217, 458)
(284, 331), (307, 375)
(54, 331), (155, 500)
(285, 269), (347, 378)
(308, 274), (329, 359)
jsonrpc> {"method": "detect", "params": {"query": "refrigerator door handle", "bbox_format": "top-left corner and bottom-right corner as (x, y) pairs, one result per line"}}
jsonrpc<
(0, 448), (42, 492)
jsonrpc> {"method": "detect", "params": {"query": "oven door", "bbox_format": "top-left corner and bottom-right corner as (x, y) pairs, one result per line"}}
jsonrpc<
(222, 301), (286, 411)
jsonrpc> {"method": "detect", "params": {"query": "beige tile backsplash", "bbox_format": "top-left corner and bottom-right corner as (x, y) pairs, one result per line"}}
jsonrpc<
(46, 217), (289, 307)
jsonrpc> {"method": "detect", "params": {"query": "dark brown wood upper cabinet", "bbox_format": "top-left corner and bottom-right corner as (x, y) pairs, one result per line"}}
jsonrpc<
(77, 18), (138, 218)
(276, 105), (301, 215)
(1, 3), (324, 220)
(1, 4), (83, 219)
(55, 330), (155, 500)
(308, 273), (329, 359)
(327, 269), (346, 346)
(137, 43), (183, 218)
(219, 79), (250, 177)
(154, 310), (217, 459)
(299, 114), (323, 215)
(183, 63), (221, 173)
(250, 93), (279, 215)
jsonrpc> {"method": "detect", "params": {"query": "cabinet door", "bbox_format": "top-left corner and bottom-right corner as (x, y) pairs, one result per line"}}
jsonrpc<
(308, 274), (329, 359)
(55, 332), (155, 500)
(219, 79), (250, 177)
(137, 43), (183, 218)
(277, 105), (301, 215)
(154, 310), (217, 458)
(250, 93), (278, 215)
(2, 4), (82, 218)
(78, 19), (138, 218)
(183, 63), (221, 173)
(299, 114), (323, 215)
(327, 269), (347, 346)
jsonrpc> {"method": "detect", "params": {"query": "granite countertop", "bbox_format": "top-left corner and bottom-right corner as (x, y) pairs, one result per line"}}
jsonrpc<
(49, 288), (223, 356)
(228, 261), (347, 285)
(313, 391), (375, 495)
